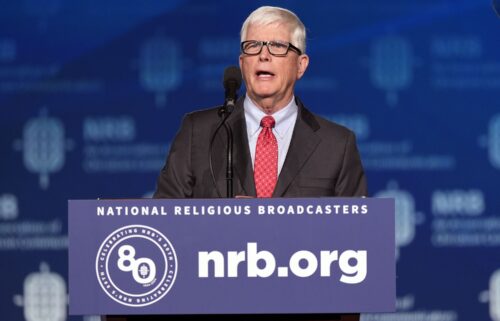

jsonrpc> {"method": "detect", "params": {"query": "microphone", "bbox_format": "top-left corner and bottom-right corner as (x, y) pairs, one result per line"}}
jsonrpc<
(222, 66), (242, 114)
(494, 0), (500, 17)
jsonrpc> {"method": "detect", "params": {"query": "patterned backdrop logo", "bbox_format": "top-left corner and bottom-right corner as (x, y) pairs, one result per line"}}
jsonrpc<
(95, 225), (178, 307)
(480, 269), (500, 321)
(375, 181), (424, 259)
(0, 38), (16, 62)
(13, 109), (73, 190)
(490, 270), (500, 321)
(23, 0), (62, 31)
(13, 262), (67, 321)
(488, 114), (500, 169)
(0, 193), (18, 220)
(139, 35), (182, 108)
(370, 35), (415, 107)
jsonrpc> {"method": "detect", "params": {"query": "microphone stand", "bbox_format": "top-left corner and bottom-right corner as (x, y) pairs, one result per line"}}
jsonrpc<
(209, 102), (234, 198)
(221, 107), (233, 198)
(210, 65), (241, 198)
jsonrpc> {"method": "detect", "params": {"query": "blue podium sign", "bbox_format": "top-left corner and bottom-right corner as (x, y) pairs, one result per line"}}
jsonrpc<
(68, 198), (395, 315)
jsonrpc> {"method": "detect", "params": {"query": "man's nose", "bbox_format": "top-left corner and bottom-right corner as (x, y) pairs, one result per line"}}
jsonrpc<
(259, 44), (271, 61)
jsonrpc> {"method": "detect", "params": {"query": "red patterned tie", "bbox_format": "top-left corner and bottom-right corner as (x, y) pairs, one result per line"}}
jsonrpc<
(254, 116), (278, 198)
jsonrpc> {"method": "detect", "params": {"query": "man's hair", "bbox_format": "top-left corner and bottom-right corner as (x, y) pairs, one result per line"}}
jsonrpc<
(240, 6), (307, 53)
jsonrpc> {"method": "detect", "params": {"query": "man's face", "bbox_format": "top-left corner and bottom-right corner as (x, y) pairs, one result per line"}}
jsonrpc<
(239, 23), (309, 113)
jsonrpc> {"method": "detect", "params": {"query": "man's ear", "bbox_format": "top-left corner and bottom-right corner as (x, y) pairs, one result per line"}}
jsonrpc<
(297, 54), (309, 79)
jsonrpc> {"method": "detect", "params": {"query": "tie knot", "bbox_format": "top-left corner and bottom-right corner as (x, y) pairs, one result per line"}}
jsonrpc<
(260, 116), (275, 128)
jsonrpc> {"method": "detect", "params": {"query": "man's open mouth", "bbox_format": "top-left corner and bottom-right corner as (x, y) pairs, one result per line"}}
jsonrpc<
(256, 70), (275, 78)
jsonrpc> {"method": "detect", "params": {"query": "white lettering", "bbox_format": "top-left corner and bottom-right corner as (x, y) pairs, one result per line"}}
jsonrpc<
(227, 251), (246, 277)
(198, 251), (225, 277)
(339, 250), (367, 284)
(320, 250), (339, 277)
(289, 251), (318, 277)
(247, 242), (276, 277)
(198, 243), (367, 284)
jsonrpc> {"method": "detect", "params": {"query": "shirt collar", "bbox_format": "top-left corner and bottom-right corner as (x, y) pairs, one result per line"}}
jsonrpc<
(243, 95), (298, 139)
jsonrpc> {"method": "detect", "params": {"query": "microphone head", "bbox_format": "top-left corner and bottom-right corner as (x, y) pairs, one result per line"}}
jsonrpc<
(223, 66), (242, 90)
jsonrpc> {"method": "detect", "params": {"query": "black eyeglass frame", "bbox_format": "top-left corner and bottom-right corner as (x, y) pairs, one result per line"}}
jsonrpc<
(240, 40), (303, 56)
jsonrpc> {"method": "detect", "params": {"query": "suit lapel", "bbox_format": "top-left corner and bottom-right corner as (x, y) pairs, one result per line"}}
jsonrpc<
(272, 99), (321, 197)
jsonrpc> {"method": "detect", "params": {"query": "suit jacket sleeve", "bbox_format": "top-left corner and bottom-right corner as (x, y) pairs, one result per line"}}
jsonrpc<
(335, 131), (367, 197)
(153, 114), (194, 198)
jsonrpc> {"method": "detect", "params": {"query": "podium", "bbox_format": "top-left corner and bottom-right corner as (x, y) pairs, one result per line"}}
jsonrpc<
(68, 198), (395, 320)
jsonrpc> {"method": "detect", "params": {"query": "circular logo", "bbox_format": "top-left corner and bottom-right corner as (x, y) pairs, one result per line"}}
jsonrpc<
(95, 225), (177, 307)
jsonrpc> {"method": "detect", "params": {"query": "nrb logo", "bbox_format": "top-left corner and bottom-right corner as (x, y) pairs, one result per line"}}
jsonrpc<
(198, 242), (367, 284)
(95, 225), (177, 307)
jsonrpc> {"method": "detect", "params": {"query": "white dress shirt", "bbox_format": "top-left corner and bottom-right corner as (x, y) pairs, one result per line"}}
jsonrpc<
(243, 95), (298, 175)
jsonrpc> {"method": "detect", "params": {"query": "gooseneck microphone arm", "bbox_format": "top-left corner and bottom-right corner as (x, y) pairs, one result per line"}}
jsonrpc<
(208, 110), (233, 198)
(222, 111), (234, 198)
(208, 66), (242, 198)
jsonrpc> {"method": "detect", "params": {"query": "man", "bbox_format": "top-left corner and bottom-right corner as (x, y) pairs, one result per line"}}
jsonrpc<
(154, 6), (366, 200)
(152, 6), (366, 321)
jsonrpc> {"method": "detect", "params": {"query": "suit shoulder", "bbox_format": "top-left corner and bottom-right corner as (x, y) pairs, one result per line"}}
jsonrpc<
(310, 112), (355, 140)
(184, 105), (221, 121)
(298, 99), (355, 139)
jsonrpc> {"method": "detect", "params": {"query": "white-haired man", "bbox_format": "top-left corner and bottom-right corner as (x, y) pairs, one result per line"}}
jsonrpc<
(155, 5), (366, 201)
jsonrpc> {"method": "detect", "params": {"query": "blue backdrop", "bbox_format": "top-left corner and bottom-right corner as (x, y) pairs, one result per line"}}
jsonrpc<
(1, 1), (499, 320)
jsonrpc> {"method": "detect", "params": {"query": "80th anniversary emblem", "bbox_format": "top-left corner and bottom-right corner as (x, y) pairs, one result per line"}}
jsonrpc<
(95, 225), (177, 307)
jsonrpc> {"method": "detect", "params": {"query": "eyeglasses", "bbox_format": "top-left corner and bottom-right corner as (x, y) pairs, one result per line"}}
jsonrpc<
(241, 40), (302, 56)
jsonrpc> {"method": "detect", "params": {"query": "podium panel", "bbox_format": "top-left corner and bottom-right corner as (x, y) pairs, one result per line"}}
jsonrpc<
(69, 198), (395, 316)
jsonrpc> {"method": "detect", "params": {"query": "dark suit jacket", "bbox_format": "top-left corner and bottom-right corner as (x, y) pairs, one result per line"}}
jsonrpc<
(154, 97), (367, 199)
